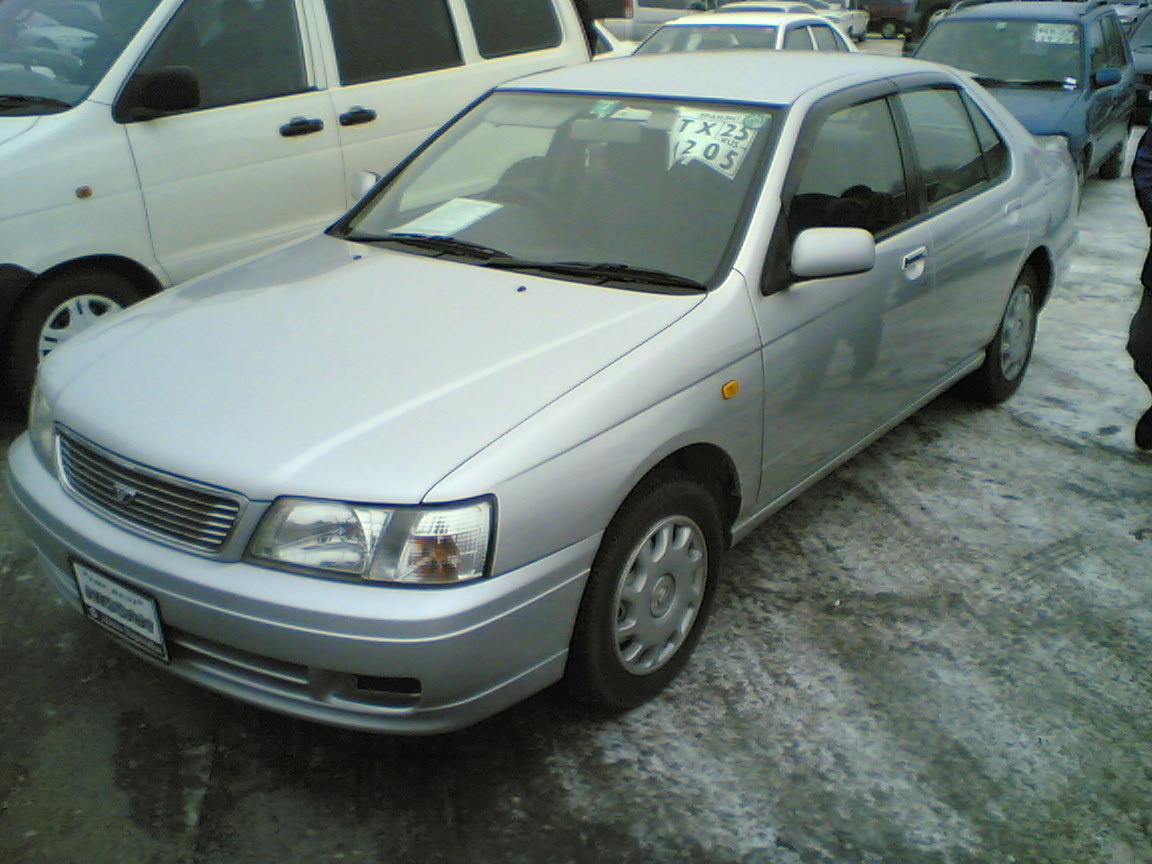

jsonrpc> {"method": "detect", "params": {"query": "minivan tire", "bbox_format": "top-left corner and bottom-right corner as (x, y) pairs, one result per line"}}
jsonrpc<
(4, 268), (142, 409)
(565, 471), (723, 711)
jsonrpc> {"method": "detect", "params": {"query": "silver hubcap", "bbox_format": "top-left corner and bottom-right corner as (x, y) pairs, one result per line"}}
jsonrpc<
(38, 294), (124, 360)
(612, 515), (708, 676)
(999, 281), (1034, 382)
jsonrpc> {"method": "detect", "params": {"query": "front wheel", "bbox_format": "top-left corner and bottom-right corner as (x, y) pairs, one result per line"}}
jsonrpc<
(880, 20), (900, 39)
(957, 267), (1039, 404)
(565, 472), (723, 711)
(3, 267), (142, 408)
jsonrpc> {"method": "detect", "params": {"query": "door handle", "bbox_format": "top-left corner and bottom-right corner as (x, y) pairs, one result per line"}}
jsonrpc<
(902, 245), (927, 280)
(280, 116), (325, 137)
(339, 106), (378, 127)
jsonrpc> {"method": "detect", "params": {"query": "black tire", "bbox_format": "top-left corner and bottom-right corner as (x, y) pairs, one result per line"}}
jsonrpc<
(1098, 139), (1126, 181)
(880, 20), (899, 39)
(3, 267), (143, 409)
(957, 266), (1039, 405)
(565, 471), (723, 711)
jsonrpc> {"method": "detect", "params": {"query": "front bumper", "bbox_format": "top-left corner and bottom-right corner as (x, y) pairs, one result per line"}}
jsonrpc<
(7, 435), (596, 734)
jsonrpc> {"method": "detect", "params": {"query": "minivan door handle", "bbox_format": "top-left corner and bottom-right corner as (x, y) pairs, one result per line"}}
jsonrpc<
(280, 116), (325, 137)
(339, 106), (378, 127)
(902, 245), (928, 280)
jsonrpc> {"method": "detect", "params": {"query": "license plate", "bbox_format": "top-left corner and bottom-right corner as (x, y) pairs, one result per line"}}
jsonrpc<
(73, 562), (169, 662)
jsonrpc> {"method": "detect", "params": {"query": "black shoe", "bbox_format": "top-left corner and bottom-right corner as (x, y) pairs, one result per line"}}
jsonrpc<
(1137, 408), (1152, 450)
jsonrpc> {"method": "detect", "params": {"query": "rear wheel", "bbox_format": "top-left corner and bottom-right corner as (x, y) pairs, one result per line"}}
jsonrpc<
(957, 266), (1039, 404)
(1098, 137), (1127, 181)
(3, 268), (142, 408)
(565, 471), (723, 711)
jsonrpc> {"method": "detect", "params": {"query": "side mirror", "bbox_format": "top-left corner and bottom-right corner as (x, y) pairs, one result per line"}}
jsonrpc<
(1093, 67), (1122, 88)
(130, 66), (200, 119)
(790, 227), (876, 280)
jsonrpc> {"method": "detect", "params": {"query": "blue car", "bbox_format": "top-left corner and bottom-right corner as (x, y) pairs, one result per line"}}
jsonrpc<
(914, 1), (1135, 181)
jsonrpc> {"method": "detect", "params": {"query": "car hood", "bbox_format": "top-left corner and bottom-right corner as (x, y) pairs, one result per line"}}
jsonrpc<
(0, 115), (38, 145)
(45, 235), (703, 503)
(984, 87), (1079, 135)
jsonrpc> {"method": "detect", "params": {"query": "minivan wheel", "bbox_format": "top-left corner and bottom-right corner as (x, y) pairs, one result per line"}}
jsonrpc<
(3, 268), (142, 408)
(957, 266), (1039, 405)
(565, 472), (723, 711)
(880, 20), (899, 39)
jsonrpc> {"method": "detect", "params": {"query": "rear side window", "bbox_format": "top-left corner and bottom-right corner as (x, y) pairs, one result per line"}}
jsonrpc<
(811, 24), (844, 51)
(464, 0), (562, 58)
(788, 96), (909, 237)
(324, 0), (462, 85)
(783, 26), (813, 50)
(962, 92), (1009, 182)
(899, 87), (987, 207)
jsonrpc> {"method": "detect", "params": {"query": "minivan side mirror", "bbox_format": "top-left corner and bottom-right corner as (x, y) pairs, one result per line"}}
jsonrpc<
(790, 227), (876, 280)
(1093, 67), (1122, 88)
(124, 66), (201, 120)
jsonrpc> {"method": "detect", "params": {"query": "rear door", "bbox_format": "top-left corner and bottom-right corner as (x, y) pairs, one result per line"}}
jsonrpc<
(318, 0), (588, 208)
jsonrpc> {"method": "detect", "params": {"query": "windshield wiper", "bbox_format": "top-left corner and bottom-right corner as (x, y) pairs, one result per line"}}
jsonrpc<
(484, 259), (707, 291)
(1015, 78), (1077, 89)
(344, 232), (509, 260)
(0, 94), (72, 113)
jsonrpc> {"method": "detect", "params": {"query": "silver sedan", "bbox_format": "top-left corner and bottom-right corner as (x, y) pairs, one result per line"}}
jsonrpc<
(7, 52), (1078, 733)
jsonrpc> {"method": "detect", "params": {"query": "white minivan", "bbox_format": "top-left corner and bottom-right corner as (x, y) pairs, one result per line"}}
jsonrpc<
(0, 0), (593, 405)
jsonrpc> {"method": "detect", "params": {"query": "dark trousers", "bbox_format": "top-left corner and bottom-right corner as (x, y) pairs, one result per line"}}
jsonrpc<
(1130, 244), (1152, 394)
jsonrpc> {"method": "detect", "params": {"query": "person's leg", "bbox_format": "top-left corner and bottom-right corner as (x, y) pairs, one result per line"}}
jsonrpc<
(1127, 268), (1152, 448)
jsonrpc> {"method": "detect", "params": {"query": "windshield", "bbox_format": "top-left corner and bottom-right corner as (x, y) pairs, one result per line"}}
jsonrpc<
(336, 91), (777, 288)
(636, 24), (780, 53)
(916, 19), (1082, 86)
(0, 0), (162, 113)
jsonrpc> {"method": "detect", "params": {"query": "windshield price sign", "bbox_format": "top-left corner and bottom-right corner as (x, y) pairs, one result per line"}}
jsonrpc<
(669, 108), (764, 179)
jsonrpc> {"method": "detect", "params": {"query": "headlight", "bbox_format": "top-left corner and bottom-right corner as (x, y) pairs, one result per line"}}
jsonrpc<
(27, 386), (57, 473)
(247, 496), (493, 585)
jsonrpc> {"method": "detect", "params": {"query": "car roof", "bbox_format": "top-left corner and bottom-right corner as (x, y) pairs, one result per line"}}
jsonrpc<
(944, 1), (1111, 22)
(658, 11), (839, 25)
(499, 51), (951, 107)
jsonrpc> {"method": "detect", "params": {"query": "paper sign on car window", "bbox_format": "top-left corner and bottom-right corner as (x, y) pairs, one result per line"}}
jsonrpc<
(1033, 23), (1077, 45)
(391, 198), (502, 236)
(669, 109), (764, 179)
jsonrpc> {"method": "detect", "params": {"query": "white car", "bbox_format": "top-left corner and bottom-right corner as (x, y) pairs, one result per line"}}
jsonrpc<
(718, 0), (871, 41)
(634, 10), (857, 52)
(9, 51), (1077, 734)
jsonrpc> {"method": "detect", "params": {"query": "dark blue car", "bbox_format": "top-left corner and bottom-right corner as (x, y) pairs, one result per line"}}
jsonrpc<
(914, 1), (1135, 182)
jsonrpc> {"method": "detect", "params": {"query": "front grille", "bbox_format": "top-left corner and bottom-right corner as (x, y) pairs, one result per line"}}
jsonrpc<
(58, 427), (244, 553)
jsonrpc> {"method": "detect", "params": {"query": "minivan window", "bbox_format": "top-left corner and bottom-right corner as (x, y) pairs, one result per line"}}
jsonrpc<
(463, 0), (562, 59)
(324, 0), (462, 85)
(0, 0), (162, 112)
(134, 0), (308, 110)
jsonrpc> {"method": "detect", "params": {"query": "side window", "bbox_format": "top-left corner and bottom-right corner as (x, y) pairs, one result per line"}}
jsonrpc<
(135, 0), (308, 110)
(324, 0), (462, 85)
(811, 24), (844, 52)
(788, 97), (909, 237)
(1088, 20), (1107, 73)
(900, 87), (987, 207)
(783, 26), (813, 50)
(463, 0), (562, 58)
(962, 92), (1009, 182)
(1101, 15), (1126, 67)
